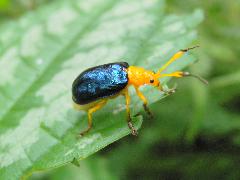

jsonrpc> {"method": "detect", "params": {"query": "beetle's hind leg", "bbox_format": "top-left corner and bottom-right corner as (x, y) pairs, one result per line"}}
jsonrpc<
(134, 87), (153, 119)
(80, 100), (107, 136)
(124, 90), (138, 136)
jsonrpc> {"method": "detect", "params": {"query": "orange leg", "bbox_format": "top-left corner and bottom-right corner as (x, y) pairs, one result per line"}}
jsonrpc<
(80, 99), (107, 136)
(124, 90), (138, 136)
(159, 71), (208, 96)
(157, 46), (199, 74)
(134, 86), (153, 118)
(157, 46), (208, 85)
(160, 71), (208, 85)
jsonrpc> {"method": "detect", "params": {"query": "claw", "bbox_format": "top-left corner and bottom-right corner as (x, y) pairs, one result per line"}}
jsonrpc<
(163, 85), (177, 95)
(180, 45), (200, 52)
(128, 121), (138, 136)
(79, 127), (91, 137)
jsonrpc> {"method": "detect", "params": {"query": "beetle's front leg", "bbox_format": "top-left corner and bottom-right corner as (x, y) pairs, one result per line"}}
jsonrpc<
(124, 90), (138, 136)
(134, 86), (153, 118)
(134, 87), (153, 118)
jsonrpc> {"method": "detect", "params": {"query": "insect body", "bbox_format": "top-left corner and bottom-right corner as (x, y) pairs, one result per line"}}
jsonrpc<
(72, 47), (207, 136)
(72, 62), (129, 105)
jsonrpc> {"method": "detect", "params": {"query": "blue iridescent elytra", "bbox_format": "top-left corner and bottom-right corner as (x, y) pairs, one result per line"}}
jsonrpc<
(72, 62), (129, 105)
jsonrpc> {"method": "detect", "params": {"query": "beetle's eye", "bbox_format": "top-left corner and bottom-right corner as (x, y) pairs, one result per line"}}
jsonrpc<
(150, 79), (154, 83)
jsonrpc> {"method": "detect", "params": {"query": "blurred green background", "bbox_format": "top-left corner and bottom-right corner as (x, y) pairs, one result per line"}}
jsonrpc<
(1, 0), (240, 179)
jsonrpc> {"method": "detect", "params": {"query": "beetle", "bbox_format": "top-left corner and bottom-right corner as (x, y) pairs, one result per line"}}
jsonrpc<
(72, 46), (208, 136)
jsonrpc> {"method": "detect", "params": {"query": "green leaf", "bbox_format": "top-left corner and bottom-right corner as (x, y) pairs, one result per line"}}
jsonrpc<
(30, 156), (116, 180)
(0, 0), (203, 179)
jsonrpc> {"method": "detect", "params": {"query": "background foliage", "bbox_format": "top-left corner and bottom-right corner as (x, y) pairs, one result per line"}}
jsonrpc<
(0, 0), (240, 179)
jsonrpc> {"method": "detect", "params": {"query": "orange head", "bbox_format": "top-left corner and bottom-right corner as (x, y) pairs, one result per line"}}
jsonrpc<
(127, 66), (161, 89)
(127, 50), (187, 89)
